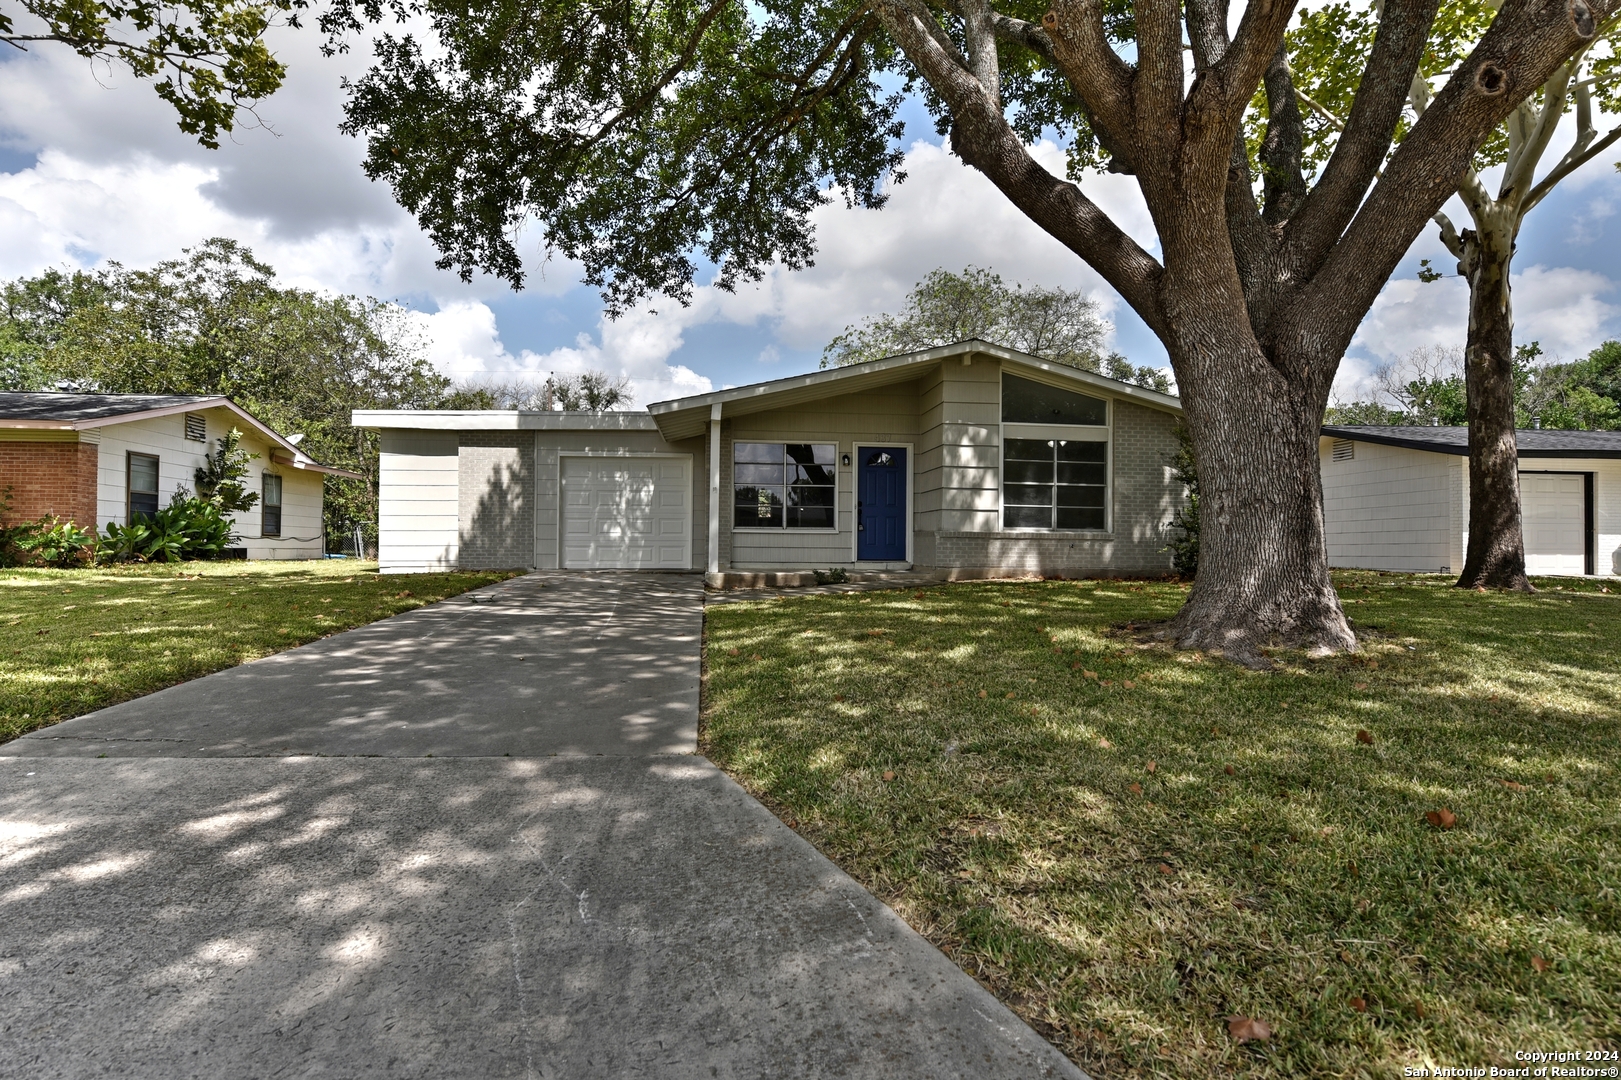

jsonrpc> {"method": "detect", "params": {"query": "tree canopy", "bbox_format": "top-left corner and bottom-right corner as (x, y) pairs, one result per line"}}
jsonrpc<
(2, 0), (298, 146)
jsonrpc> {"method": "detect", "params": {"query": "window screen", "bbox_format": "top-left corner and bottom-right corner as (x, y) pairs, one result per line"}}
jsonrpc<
(1003, 438), (1107, 530)
(128, 453), (159, 521)
(262, 473), (283, 538)
(733, 443), (836, 528)
(1002, 373), (1108, 425)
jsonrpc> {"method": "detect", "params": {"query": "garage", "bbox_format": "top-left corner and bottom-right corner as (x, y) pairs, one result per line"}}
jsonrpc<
(1520, 472), (1587, 576)
(561, 455), (692, 569)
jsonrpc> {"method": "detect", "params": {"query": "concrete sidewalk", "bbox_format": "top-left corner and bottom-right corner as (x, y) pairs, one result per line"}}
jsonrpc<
(0, 572), (1086, 1079)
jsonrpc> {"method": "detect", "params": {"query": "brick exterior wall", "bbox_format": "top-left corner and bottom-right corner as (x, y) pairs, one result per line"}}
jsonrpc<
(457, 431), (535, 569)
(0, 441), (99, 528)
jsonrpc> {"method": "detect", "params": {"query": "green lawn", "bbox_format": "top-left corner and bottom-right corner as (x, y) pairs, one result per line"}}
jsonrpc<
(702, 573), (1621, 1079)
(0, 560), (516, 744)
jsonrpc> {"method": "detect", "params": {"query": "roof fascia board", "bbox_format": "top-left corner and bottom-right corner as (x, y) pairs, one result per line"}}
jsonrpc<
(351, 409), (658, 431)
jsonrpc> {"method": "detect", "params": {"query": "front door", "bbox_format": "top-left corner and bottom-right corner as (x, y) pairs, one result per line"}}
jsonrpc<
(857, 447), (907, 561)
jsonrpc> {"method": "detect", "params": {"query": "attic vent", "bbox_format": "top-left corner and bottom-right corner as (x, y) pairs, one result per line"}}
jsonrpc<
(1331, 439), (1355, 462)
(184, 414), (206, 442)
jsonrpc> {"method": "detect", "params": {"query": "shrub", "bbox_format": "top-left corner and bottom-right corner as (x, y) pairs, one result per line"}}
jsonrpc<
(16, 517), (97, 567)
(1164, 422), (1199, 579)
(100, 496), (235, 563)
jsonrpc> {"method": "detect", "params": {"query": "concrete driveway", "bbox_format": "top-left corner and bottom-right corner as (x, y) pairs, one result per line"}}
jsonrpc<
(0, 572), (1085, 1079)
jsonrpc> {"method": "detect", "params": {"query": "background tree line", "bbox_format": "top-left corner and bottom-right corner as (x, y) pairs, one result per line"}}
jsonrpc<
(0, 238), (627, 550)
(1329, 341), (1621, 431)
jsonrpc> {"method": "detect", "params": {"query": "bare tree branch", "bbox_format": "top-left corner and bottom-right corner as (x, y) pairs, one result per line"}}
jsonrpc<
(1524, 121), (1621, 213)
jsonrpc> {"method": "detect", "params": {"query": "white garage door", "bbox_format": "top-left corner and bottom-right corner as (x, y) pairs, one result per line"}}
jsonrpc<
(1521, 472), (1585, 576)
(561, 456), (691, 569)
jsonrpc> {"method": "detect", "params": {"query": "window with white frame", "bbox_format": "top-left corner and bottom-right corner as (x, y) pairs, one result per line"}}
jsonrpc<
(733, 442), (836, 528)
(262, 473), (283, 538)
(1001, 374), (1109, 530)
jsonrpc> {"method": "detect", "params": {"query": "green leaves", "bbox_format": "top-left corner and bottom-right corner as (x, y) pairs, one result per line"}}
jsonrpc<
(5, 0), (299, 148)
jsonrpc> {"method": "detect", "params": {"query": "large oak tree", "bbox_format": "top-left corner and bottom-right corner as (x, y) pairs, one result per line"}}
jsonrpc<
(331, 0), (1612, 663)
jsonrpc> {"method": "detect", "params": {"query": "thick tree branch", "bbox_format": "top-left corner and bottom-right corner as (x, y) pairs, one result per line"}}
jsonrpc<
(1041, 0), (1134, 146)
(1434, 209), (1467, 259)
(1130, 0), (1185, 139)
(1524, 121), (1621, 213)
(1281, 0), (1619, 391)
(874, 0), (1168, 339)
(960, 0), (1001, 109)
(1211, 0), (1300, 119)
(1259, 44), (1307, 225)
(1284, 0), (1439, 272)
(1502, 60), (1575, 200)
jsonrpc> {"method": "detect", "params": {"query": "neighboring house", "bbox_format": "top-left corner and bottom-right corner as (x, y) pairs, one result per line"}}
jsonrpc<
(0, 392), (357, 559)
(355, 340), (1186, 579)
(1320, 425), (1621, 577)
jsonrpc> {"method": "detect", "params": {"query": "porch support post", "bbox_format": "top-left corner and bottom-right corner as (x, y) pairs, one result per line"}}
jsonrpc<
(707, 402), (722, 578)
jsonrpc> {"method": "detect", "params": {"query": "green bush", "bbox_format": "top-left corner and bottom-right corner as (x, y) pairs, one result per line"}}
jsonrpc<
(1164, 421), (1199, 579)
(16, 518), (97, 567)
(100, 496), (234, 563)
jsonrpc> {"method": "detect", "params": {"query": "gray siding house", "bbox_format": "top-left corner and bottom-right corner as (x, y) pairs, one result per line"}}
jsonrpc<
(356, 341), (1186, 581)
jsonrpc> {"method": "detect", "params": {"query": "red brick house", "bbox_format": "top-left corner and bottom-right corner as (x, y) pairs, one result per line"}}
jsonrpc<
(1, 393), (356, 559)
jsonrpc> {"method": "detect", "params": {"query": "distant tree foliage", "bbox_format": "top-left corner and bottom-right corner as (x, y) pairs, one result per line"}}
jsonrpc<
(823, 267), (1105, 367)
(1328, 340), (1621, 430)
(454, 371), (635, 411)
(0, 0), (298, 147)
(0, 238), (457, 550)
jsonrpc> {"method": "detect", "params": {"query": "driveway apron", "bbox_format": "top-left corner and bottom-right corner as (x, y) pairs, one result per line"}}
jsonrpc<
(0, 572), (1085, 1079)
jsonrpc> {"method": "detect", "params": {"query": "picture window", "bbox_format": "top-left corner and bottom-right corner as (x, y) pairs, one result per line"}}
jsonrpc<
(733, 442), (836, 529)
(1002, 438), (1107, 530)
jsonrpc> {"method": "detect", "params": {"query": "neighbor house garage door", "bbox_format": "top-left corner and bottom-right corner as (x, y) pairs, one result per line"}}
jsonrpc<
(561, 456), (691, 569)
(1520, 472), (1585, 576)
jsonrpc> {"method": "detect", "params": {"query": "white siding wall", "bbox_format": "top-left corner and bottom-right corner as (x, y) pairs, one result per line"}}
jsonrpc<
(93, 407), (323, 559)
(1320, 438), (1460, 572)
(378, 430), (459, 573)
(1462, 458), (1621, 577)
(933, 360), (1002, 534)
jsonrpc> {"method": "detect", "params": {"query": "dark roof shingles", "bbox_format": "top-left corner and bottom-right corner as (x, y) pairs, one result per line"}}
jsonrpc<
(0, 392), (218, 423)
(1322, 424), (1621, 458)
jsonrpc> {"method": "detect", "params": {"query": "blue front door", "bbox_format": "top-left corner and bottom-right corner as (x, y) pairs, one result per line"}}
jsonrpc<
(857, 447), (907, 561)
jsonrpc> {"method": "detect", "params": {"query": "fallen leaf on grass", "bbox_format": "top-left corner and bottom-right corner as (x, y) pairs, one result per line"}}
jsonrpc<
(866, 629), (884, 636)
(1226, 1016), (1272, 1042)
(882, 771), (895, 782)
(1350, 997), (1367, 1013)
(1353, 682), (1369, 691)
(1531, 955), (1550, 973)
(1499, 779), (1525, 791)
(1158, 863), (1174, 875)
(914, 591), (925, 599)
(395, 591), (413, 598)
(1100, 679), (1113, 686)
(727, 648), (740, 656)
(1083, 669), (1098, 679)
(1357, 729), (1374, 745)
(1146, 760), (1157, 773)
(1122, 679), (1136, 689)
(1098, 738), (1112, 749)
(1413, 1001), (1426, 1018)
(1005, 692), (1016, 700)
(1128, 783), (1142, 795)
(750, 653), (763, 661)
(1072, 662), (1082, 670)
(1425, 807), (1457, 830)
(977, 690), (988, 699)
(1224, 765), (1235, 776)
(833, 694), (845, 702)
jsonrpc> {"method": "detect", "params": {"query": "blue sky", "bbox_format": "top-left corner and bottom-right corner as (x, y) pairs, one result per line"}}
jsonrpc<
(1, 24), (1618, 404)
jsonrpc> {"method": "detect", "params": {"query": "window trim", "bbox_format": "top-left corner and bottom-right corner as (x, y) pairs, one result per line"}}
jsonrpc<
(730, 440), (840, 533)
(127, 452), (160, 524)
(261, 471), (283, 539)
(848, 442), (915, 563)
(998, 374), (1113, 534)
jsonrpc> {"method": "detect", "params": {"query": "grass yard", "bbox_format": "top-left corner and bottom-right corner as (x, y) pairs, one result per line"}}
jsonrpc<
(702, 573), (1621, 1079)
(1, 560), (516, 744)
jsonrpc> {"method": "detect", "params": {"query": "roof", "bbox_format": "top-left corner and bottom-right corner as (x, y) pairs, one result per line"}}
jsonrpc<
(352, 409), (657, 432)
(0, 392), (218, 422)
(1322, 425), (1621, 459)
(645, 339), (1182, 441)
(0, 392), (362, 478)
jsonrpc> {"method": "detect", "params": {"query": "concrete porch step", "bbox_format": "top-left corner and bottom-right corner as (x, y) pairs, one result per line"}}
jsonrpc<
(705, 568), (941, 590)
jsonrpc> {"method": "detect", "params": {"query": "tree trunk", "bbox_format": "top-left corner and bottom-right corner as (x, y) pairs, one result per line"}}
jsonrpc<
(1162, 320), (1356, 666)
(1457, 220), (1532, 590)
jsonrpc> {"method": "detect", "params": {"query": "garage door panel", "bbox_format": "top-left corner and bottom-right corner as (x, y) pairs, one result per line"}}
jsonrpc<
(1521, 473), (1585, 576)
(561, 456), (691, 569)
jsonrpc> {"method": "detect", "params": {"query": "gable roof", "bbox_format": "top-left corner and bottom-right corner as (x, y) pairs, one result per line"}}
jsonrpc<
(646, 339), (1181, 441)
(0, 392), (362, 477)
(1323, 424), (1621, 459)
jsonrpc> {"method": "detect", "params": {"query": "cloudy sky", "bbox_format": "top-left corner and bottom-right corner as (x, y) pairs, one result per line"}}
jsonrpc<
(1, 21), (1619, 406)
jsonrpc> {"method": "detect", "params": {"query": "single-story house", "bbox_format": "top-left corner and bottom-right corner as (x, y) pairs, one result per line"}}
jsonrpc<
(355, 340), (1187, 579)
(0, 392), (357, 559)
(1319, 425), (1621, 577)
